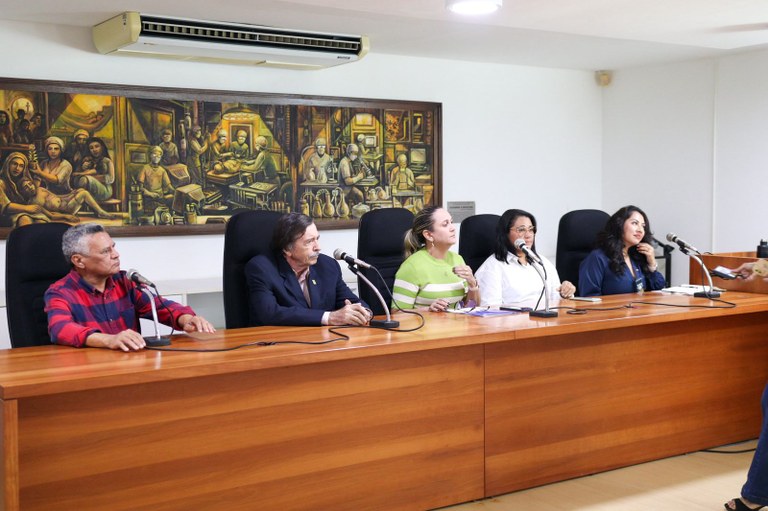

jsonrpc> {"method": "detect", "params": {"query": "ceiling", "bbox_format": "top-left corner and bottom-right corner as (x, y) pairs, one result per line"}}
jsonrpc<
(4, 0), (768, 70)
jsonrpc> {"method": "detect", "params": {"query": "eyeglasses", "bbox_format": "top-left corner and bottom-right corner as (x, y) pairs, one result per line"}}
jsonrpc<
(512, 226), (536, 234)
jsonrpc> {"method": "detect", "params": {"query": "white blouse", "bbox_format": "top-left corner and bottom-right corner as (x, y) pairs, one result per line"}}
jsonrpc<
(475, 252), (563, 306)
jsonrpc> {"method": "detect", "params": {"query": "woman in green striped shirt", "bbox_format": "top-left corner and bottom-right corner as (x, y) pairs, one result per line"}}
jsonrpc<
(392, 206), (480, 311)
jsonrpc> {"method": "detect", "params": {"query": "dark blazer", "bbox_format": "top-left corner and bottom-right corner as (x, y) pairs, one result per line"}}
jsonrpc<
(246, 252), (365, 326)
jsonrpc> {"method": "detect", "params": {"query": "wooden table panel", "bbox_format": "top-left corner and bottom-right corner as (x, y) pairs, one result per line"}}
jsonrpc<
(485, 312), (768, 495)
(2, 292), (768, 509)
(17, 346), (485, 511)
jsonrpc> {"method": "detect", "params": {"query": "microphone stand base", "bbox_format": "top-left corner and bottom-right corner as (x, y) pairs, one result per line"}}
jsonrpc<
(529, 310), (559, 318)
(145, 336), (172, 347)
(370, 319), (400, 329)
(694, 291), (721, 299)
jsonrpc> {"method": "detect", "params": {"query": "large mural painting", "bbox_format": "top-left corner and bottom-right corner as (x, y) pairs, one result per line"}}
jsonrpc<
(0, 78), (441, 237)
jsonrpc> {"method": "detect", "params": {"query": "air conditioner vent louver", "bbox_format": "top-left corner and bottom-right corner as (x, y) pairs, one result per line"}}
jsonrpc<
(139, 18), (363, 54)
(93, 12), (369, 69)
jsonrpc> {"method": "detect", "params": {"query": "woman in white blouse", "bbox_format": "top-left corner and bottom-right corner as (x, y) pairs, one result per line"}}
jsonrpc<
(475, 209), (575, 306)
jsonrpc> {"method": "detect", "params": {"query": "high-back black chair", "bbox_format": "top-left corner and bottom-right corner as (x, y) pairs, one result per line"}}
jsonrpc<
(222, 210), (283, 329)
(356, 208), (414, 315)
(6, 222), (71, 348)
(555, 209), (610, 291)
(458, 214), (501, 273)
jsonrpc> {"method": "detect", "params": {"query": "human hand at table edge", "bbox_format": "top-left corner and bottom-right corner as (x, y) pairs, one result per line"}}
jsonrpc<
(328, 299), (371, 326)
(86, 330), (146, 352)
(179, 314), (216, 333)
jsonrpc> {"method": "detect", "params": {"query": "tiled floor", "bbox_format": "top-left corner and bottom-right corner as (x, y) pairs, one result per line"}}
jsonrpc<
(436, 440), (757, 510)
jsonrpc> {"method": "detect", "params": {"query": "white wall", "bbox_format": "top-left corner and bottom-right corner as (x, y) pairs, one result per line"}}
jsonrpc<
(602, 59), (717, 284)
(0, 19), (603, 314)
(714, 50), (768, 253)
(603, 50), (768, 285)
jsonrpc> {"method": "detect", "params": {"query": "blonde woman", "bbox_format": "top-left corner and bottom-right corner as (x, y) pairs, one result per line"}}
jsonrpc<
(392, 205), (479, 311)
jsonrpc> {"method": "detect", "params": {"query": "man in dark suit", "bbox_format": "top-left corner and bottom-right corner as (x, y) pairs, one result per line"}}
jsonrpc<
(245, 212), (372, 326)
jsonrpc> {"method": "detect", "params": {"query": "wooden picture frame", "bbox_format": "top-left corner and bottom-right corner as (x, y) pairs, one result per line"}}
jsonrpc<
(0, 77), (442, 238)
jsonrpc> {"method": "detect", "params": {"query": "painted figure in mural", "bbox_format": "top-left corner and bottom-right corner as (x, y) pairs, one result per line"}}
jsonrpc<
(29, 112), (46, 141)
(64, 129), (90, 172)
(390, 153), (415, 192)
(73, 137), (114, 201)
(13, 119), (33, 144)
(210, 129), (237, 174)
(186, 125), (209, 184)
(231, 130), (251, 160)
(356, 133), (371, 157)
(0, 110), (12, 146)
(138, 146), (175, 213)
(27, 176), (119, 220)
(29, 136), (73, 195)
(241, 135), (279, 184)
(304, 137), (330, 183)
(338, 143), (365, 205)
(13, 109), (27, 134)
(158, 128), (180, 167)
(0, 152), (78, 226)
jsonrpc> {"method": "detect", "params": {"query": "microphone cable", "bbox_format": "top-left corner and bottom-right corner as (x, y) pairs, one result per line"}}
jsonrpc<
(145, 330), (353, 352)
(700, 439), (757, 454)
(532, 261), (548, 312)
(554, 296), (737, 316)
(360, 264), (425, 332)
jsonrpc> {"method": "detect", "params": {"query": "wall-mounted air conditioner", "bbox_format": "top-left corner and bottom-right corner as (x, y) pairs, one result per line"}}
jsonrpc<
(93, 12), (369, 69)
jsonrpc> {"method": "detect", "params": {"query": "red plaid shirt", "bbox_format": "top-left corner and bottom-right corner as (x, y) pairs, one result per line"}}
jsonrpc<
(45, 269), (195, 347)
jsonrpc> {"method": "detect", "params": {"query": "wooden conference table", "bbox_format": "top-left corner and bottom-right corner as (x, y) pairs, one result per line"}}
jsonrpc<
(1, 291), (768, 511)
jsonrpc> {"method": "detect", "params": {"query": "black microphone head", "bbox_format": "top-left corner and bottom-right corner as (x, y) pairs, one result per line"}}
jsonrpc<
(333, 248), (345, 261)
(513, 238), (526, 249)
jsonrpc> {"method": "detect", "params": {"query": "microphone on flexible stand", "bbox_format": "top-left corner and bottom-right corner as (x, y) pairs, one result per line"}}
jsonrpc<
(128, 269), (172, 346)
(128, 269), (156, 288)
(513, 239), (557, 318)
(666, 233), (700, 255)
(664, 234), (720, 298)
(333, 249), (372, 269)
(333, 249), (399, 329)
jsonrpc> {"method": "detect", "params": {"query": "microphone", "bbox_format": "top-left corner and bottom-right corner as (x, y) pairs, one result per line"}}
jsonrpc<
(512, 239), (556, 318)
(513, 238), (542, 265)
(333, 249), (372, 269)
(666, 234), (719, 298)
(129, 270), (171, 347)
(128, 269), (155, 288)
(666, 233), (700, 254)
(333, 248), (398, 329)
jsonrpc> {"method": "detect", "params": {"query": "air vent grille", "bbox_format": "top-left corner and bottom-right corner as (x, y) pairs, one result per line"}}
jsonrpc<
(140, 16), (363, 54)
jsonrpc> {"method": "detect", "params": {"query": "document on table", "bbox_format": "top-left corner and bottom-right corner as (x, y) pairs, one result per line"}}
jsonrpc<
(445, 307), (521, 317)
(661, 284), (726, 295)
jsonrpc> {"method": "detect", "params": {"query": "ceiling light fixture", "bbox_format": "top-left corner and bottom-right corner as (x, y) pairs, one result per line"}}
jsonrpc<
(446, 0), (502, 15)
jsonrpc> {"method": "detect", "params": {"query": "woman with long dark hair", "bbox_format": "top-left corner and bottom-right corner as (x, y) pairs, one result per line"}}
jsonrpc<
(476, 208), (575, 305)
(578, 205), (665, 296)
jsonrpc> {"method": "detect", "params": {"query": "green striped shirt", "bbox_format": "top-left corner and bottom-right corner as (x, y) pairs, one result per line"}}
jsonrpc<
(392, 249), (469, 309)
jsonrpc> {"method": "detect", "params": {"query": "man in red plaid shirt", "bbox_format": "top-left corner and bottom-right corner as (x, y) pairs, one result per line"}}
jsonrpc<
(45, 223), (215, 351)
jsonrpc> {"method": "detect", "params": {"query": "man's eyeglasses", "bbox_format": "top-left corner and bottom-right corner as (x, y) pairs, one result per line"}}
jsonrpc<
(512, 226), (536, 234)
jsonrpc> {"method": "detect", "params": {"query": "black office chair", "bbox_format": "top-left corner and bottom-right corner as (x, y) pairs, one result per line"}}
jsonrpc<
(222, 210), (283, 329)
(356, 208), (414, 315)
(6, 222), (71, 348)
(458, 214), (501, 273)
(555, 209), (610, 292)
